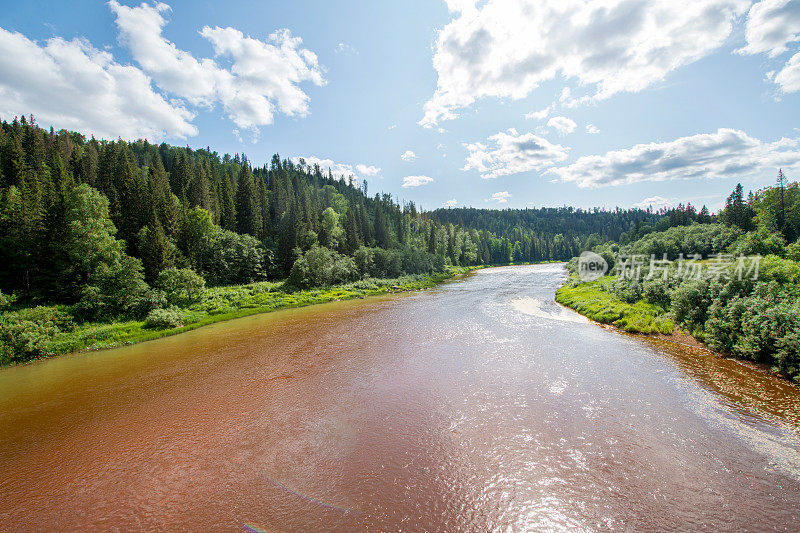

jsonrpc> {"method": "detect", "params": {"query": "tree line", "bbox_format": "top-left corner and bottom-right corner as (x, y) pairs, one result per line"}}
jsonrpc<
(1, 115), (742, 321)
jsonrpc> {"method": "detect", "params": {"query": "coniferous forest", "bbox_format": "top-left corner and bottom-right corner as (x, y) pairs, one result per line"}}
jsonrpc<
(0, 116), (675, 311)
(2, 116), (797, 369)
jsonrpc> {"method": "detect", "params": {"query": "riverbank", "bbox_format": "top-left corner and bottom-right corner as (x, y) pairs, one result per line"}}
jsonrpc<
(555, 277), (675, 334)
(2, 267), (478, 367)
(555, 275), (799, 384)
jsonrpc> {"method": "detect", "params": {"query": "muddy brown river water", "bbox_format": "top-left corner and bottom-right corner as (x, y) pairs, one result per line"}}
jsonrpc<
(1, 264), (799, 531)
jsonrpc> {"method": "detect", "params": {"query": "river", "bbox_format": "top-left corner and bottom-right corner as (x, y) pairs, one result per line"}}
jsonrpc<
(1, 264), (799, 531)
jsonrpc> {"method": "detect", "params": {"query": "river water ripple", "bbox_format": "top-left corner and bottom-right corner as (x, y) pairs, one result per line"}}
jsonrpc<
(1, 264), (799, 531)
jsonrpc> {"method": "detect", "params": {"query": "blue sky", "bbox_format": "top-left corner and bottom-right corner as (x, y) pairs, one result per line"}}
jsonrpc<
(1, 0), (799, 211)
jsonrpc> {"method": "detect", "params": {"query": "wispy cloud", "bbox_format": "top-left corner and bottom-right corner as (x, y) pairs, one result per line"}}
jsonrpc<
(547, 128), (800, 188)
(488, 191), (512, 203)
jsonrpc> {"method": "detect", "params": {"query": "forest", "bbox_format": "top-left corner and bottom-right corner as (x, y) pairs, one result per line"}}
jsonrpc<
(0, 116), (685, 365)
(4, 116), (793, 370)
(558, 177), (800, 382)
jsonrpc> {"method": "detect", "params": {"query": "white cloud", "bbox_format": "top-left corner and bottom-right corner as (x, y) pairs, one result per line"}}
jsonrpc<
(402, 175), (434, 187)
(109, 1), (324, 132)
(0, 27), (196, 140)
(401, 150), (417, 161)
(388, 124), (397, 130)
(547, 116), (577, 135)
(463, 128), (569, 179)
(736, 0), (800, 94)
(489, 191), (512, 203)
(632, 195), (676, 209)
(736, 0), (800, 58)
(336, 42), (356, 54)
(292, 156), (379, 181)
(355, 164), (381, 176)
(586, 123), (601, 134)
(525, 105), (551, 120)
(773, 51), (800, 92)
(443, 198), (458, 206)
(420, 0), (748, 127)
(546, 128), (800, 188)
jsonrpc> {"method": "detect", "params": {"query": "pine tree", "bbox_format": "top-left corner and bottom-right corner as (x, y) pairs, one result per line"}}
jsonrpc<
(235, 164), (262, 239)
(777, 169), (787, 234)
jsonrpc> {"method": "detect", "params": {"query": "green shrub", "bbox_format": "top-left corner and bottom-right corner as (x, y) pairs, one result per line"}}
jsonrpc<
(156, 267), (206, 306)
(642, 279), (671, 307)
(143, 307), (185, 329)
(0, 307), (75, 365)
(204, 230), (269, 285)
(787, 240), (800, 262)
(670, 280), (711, 331)
(289, 245), (358, 288)
(0, 289), (14, 310)
(729, 228), (786, 257)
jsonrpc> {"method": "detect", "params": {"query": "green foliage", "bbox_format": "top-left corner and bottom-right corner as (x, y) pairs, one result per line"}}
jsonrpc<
(555, 279), (674, 334)
(669, 280), (712, 332)
(787, 240), (800, 261)
(64, 185), (149, 320)
(759, 254), (800, 285)
(289, 245), (358, 288)
(204, 229), (269, 285)
(625, 223), (742, 259)
(319, 207), (344, 249)
(642, 279), (671, 307)
(156, 267), (206, 306)
(143, 306), (185, 329)
(177, 207), (219, 272)
(729, 227), (786, 257)
(0, 288), (14, 310)
(0, 307), (75, 365)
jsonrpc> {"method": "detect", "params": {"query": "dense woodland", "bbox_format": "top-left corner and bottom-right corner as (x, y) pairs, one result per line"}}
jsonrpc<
(1, 116), (798, 370)
(573, 178), (800, 380)
(0, 116), (701, 314)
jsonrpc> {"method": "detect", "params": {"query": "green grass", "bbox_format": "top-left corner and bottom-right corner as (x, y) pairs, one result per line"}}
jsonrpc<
(555, 277), (674, 335)
(22, 267), (478, 363)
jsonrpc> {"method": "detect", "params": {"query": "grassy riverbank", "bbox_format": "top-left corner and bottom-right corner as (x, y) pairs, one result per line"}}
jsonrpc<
(556, 277), (675, 334)
(2, 267), (477, 367)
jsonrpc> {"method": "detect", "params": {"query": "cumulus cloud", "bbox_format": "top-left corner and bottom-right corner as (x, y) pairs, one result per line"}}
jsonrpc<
(109, 1), (324, 132)
(773, 51), (800, 92)
(0, 27), (196, 140)
(586, 123), (601, 134)
(632, 195), (676, 209)
(546, 128), (800, 188)
(420, 0), (748, 127)
(443, 198), (458, 206)
(736, 0), (800, 93)
(736, 0), (800, 58)
(401, 150), (417, 162)
(547, 116), (577, 135)
(525, 105), (552, 120)
(292, 156), (379, 181)
(463, 128), (569, 179)
(402, 175), (434, 187)
(489, 191), (512, 203)
(355, 164), (381, 176)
